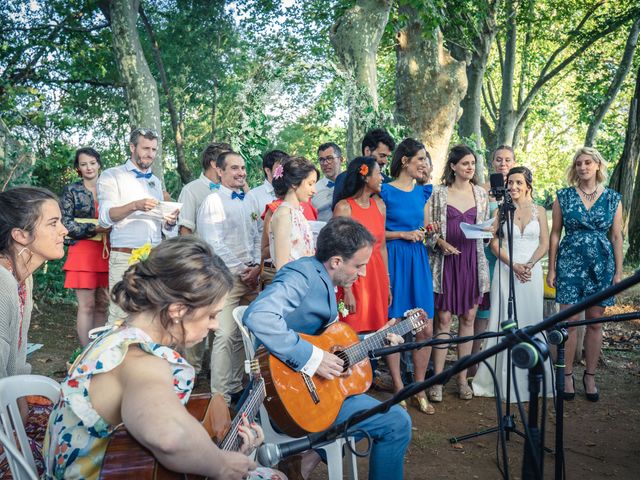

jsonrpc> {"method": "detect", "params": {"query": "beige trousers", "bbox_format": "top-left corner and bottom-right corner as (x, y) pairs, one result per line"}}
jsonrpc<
(107, 251), (132, 325)
(210, 276), (258, 403)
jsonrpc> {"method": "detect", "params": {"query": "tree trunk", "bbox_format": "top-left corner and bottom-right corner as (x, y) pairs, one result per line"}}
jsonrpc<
(139, 5), (191, 185)
(585, 18), (640, 147)
(615, 65), (640, 259)
(395, 8), (468, 179)
(454, 3), (497, 184)
(107, 0), (164, 183)
(330, 0), (392, 160)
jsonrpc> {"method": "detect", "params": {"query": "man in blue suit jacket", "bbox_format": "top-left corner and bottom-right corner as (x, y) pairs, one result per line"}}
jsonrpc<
(244, 217), (411, 480)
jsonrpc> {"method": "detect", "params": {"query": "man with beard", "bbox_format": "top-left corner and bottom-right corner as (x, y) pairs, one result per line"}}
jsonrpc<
(243, 217), (411, 480)
(98, 128), (179, 325)
(197, 150), (261, 404)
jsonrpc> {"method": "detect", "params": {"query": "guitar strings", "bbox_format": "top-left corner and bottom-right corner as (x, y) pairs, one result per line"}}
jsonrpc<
(220, 379), (266, 451)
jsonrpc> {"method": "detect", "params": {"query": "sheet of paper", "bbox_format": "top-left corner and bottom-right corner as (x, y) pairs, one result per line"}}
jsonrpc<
(460, 218), (495, 239)
(145, 201), (183, 220)
(27, 343), (43, 357)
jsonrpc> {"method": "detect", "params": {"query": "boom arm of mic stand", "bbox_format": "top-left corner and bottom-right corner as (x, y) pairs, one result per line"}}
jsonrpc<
(327, 270), (640, 441)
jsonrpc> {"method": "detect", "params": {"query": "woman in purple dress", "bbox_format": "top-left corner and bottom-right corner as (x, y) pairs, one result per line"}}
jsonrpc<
(428, 145), (491, 403)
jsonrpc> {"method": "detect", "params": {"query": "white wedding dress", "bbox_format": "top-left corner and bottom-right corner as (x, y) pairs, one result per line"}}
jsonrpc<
(472, 207), (554, 402)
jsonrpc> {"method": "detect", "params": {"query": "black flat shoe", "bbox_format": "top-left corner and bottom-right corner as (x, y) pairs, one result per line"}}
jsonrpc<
(583, 371), (600, 402)
(561, 372), (575, 401)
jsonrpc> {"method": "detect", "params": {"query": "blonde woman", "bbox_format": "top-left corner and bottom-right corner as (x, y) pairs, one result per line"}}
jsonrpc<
(547, 147), (623, 402)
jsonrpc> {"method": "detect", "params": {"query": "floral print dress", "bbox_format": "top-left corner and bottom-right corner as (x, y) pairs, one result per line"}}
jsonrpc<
(556, 187), (621, 307)
(43, 326), (195, 479)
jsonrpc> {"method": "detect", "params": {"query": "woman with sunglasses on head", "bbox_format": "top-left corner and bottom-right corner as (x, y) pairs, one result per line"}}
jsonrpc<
(547, 147), (623, 402)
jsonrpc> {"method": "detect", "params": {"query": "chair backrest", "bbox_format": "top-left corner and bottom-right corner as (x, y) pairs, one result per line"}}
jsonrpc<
(232, 305), (254, 359)
(0, 374), (61, 479)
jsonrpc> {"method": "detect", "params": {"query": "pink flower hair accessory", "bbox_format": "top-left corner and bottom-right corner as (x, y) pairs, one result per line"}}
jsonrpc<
(272, 163), (284, 179)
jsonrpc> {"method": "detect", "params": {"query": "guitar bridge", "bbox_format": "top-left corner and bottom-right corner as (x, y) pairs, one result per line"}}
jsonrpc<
(301, 373), (320, 404)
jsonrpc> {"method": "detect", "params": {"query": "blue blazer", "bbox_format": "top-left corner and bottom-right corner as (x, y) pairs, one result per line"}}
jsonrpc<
(243, 256), (337, 371)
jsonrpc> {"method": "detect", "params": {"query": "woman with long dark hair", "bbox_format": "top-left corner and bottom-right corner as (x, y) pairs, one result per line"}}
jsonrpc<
(334, 156), (390, 332)
(380, 138), (435, 415)
(428, 145), (491, 403)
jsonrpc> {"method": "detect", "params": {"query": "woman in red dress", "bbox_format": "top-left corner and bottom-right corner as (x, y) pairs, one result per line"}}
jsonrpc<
(61, 148), (111, 345)
(333, 156), (390, 332)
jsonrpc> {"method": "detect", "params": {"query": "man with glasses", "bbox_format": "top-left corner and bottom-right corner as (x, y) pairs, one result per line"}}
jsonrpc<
(98, 128), (179, 325)
(331, 128), (396, 210)
(312, 142), (344, 222)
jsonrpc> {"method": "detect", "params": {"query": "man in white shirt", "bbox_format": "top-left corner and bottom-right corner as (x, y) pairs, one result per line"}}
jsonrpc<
(98, 128), (179, 325)
(311, 142), (343, 222)
(246, 149), (288, 239)
(177, 141), (231, 235)
(197, 150), (261, 403)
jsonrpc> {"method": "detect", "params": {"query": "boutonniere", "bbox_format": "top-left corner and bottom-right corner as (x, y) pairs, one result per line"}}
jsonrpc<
(251, 212), (258, 221)
(148, 180), (156, 189)
(337, 300), (349, 318)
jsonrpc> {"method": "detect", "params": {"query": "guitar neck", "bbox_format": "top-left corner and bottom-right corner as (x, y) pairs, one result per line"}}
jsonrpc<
(219, 379), (266, 452)
(344, 313), (423, 366)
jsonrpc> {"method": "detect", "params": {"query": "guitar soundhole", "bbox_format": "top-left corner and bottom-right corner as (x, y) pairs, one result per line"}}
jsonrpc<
(336, 350), (350, 372)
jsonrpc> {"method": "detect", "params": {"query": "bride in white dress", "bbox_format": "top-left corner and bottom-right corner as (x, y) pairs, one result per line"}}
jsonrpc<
(473, 167), (553, 401)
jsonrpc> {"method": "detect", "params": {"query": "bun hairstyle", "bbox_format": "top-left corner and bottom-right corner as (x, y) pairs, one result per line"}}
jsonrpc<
(0, 187), (58, 264)
(339, 156), (378, 202)
(111, 236), (233, 346)
(506, 166), (534, 196)
(271, 156), (319, 198)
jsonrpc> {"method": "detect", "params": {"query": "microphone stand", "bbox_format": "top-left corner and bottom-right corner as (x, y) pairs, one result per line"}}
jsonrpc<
(448, 188), (525, 448)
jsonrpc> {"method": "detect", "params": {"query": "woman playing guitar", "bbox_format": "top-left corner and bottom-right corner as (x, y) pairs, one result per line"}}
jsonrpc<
(43, 236), (282, 480)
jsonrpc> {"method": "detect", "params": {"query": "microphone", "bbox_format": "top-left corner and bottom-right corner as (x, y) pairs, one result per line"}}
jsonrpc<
(546, 328), (568, 345)
(489, 173), (507, 200)
(501, 318), (517, 331)
(512, 338), (549, 369)
(257, 437), (314, 467)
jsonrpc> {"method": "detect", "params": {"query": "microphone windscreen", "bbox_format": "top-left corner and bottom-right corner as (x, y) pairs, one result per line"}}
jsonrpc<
(490, 173), (504, 190)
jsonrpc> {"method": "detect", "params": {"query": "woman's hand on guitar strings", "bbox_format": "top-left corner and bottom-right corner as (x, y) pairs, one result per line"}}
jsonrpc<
(237, 414), (264, 454)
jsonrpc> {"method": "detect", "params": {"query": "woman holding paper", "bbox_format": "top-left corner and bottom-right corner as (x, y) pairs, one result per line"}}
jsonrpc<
(472, 166), (552, 400)
(428, 145), (491, 403)
(61, 148), (111, 345)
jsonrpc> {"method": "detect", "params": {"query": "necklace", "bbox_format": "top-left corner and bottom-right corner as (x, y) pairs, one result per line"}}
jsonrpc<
(578, 184), (599, 202)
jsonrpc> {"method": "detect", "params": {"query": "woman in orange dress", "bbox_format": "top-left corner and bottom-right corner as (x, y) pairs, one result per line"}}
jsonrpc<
(61, 148), (111, 345)
(333, 156), (390, 332)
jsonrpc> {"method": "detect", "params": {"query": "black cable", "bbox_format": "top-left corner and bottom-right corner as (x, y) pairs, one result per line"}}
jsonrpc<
(482, 358), (510, 480)
(342, 428), (371, 458)
(512, 362), (542, 480)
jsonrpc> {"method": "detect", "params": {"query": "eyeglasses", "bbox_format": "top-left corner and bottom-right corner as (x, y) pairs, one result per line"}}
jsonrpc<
(318, 156), (337, 164)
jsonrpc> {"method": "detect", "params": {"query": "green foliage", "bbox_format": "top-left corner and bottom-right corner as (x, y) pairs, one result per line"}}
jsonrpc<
(33, 256), (75, 305)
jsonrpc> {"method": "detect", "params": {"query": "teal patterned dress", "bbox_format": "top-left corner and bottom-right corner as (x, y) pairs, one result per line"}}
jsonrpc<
(555, 187), (621, 307)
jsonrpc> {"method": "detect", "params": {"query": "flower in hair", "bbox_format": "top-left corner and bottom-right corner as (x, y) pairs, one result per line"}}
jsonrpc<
(128, 242), (153, 265)
(273, 163), (284, 179)
(359, 164), (369, 176)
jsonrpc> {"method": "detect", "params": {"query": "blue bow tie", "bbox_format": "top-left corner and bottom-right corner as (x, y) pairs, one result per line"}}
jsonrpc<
(327, 181), (335, 188)
(231, 191), (245, 201)
(209, 182), (220, 191)
(132, 169), (152, 179)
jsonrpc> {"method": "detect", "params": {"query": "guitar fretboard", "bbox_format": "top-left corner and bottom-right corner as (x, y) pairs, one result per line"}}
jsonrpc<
(343, 311), (424, 367)
(219, 378), (266, 452)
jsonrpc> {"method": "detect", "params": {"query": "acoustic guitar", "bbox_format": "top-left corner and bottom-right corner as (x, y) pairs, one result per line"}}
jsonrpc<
(256, 309), (427, 437)
(99, 360), (265, 479)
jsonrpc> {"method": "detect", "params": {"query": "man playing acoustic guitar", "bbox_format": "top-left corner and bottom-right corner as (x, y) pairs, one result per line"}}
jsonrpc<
(244, 217), (411, 480)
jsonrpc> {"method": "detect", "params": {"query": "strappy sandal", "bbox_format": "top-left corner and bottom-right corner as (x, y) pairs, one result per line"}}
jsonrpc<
(562, 372), (575, 401)
(412, 395), (436, 415)
(457, 381), (473, 400)
(428, 384), (443, 402)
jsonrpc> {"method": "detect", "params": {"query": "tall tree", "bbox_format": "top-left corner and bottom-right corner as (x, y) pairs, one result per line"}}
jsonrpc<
(613, 64), (640, 248)
(584, 17), (639, 146)
(395, 4), (468, 178)
(329, 0), (392, 160)
(103, 0), (163, 182)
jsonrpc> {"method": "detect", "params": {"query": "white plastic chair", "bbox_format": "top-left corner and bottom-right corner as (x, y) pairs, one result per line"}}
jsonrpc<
(232, 306), (358, 480)
(0, 374), (61, 480)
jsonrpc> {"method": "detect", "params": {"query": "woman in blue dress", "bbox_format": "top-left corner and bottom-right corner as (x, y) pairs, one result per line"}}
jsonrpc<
(381, 138), (436, 415)
(547, 147), (623, 402)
